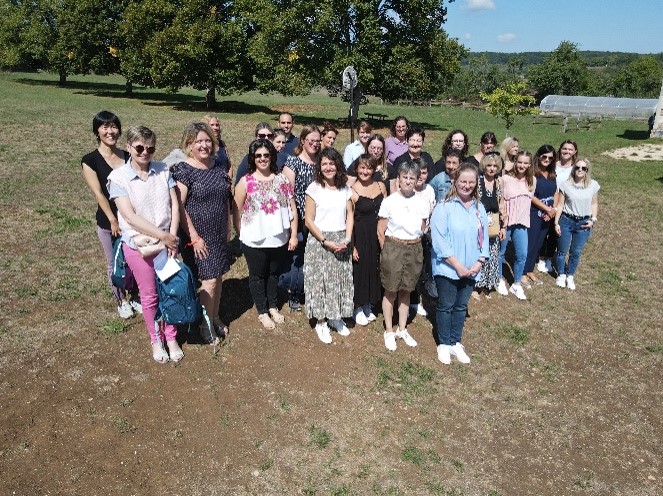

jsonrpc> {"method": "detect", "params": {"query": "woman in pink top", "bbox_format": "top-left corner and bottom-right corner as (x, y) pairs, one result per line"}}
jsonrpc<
(498, 151), (535, 300)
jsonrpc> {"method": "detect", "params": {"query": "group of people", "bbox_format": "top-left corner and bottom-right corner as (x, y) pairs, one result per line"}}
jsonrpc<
(82, 111), (599, 365)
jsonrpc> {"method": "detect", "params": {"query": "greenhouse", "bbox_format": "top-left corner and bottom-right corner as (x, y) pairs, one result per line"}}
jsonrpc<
(539, 95), (658, 120)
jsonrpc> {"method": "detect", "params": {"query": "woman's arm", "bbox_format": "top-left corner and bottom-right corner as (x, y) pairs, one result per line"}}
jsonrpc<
(377, 217), (387, 250)
(82, 163), (120, 236)
(114, 196), (179, 251)
(168, 188), (180, 257)
(288, 197), (298, 251)
(585, 193), (599, 229)
(232, 177), (247, 238)
(283, 166), (295, 185)
(554, 190), (566, 236)
(498, 176), (507, 240)
(344, 199), (354, 244)
(175, 181), (208, 258)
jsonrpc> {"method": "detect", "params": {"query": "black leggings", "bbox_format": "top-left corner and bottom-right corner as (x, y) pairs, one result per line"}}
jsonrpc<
(242, 243), (288, 314)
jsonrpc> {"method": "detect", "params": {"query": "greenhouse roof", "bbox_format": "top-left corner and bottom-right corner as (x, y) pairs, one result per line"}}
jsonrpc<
(539, 95), (658, 119)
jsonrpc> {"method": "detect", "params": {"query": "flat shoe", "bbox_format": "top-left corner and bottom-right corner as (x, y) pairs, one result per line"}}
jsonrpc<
(471, 291), (481, 301)
(152, 341), (169, 364)
(520, 277), (532, 289)
(530, 278), (544, 285)
(258, 313), (276, 330)
(214, 322), (229, 340)
(166, 340), (184, 362)
(268, 308), (285, 324)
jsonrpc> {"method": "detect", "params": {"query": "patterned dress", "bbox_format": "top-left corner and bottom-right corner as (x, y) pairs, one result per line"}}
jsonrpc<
(475, 176), (502, 290)
(172, 161), (231, 280)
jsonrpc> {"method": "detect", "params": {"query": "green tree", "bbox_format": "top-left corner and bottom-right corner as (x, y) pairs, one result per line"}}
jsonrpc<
(612, 56), (663, 98)
(480, 81), (536, 131)
(527, 41), (589, 99)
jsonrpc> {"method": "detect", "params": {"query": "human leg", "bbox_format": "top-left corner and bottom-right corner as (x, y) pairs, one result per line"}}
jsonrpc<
(566, 225), (592, 276)
(242, 243), (270, 314)
(397, 290), (411, 332)
(511, 225), (528, 284)
(97, 226), (127, 306)
(435, 275), (458, 346)
(555, 216), (574, 275)
(450, 278), (475, 344)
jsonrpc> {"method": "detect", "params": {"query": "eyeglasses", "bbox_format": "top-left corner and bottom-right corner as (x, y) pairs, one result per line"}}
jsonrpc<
(254, 153), (270, 159)
(576, 166), (588, 171)
(194, 139), (212, 146)
(485, 151), (500, 156)
(257, 133), (273, 139)
(306, 139), (321, 145)
(131, 144), (156, 155)
(452, 139), (465, 143)
(540, 154), (553, 161)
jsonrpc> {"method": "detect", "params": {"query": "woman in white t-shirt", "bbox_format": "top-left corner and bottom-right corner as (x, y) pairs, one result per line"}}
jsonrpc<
(304, 148), (355, 344)
(377, 160), (429, 352)
(553, 158), (599, 290)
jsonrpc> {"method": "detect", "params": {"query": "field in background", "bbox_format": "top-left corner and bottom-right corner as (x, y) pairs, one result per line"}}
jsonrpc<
(0, 71), (661, 495)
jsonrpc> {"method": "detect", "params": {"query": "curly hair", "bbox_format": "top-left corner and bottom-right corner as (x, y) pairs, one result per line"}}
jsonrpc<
(315, 147), (347, 188)
(247, 139), (278, 174)
(441, 129), (469, 159)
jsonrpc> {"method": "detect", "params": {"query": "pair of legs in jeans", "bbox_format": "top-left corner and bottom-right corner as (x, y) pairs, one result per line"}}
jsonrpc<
(500, 225), (528, 285)
(435, 275), (475, 345)
(556, 215), (592, 276)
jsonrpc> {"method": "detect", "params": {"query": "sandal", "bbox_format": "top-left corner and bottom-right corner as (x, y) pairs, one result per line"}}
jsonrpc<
(258, 313), (276, 330)
(166, 340), (184, 363)
(152, 341), (169, 364)
(471, 291), (481, 301)
(214, 321), (229, 340)
(268, 308), (285, 324)
(520, 276), (532, 289)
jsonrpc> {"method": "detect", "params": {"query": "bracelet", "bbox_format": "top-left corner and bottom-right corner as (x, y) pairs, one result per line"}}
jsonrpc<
(320, 237), (326, 244)
(185, 238), (201, 248)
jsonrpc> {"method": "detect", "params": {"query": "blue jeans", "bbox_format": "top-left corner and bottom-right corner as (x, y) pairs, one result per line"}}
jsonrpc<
(435, 275), (475, 346)
(555, 214), (592, 276)
(525, 213), (552, 274)
(500, 225), (528, 283)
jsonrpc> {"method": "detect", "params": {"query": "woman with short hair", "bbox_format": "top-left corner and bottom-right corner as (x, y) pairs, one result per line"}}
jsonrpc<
(321, 122), (339, 149)
(201, 114), (232, 176)
(343, 120), (373, 169)
(466, 131), (497, 168)
(385, 116), (410, 166)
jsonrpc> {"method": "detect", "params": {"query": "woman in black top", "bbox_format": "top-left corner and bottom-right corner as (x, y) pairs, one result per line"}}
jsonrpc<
(81, 111), (139, 319)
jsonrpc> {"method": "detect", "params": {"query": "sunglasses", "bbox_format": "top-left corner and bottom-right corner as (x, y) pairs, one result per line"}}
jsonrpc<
(485, 151), (500, 156)
(131, 144), (156, 155)
(257, 133), (273, 139)
(540, 154), (554, 161)
(254, 153), (270, 159)
(576, 166), (588, 171)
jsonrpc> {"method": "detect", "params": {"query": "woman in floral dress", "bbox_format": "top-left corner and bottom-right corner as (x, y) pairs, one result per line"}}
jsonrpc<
(234, 140), (298, 330)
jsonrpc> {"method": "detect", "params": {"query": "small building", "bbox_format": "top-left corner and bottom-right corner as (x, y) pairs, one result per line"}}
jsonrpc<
(539, 95), (658, 120)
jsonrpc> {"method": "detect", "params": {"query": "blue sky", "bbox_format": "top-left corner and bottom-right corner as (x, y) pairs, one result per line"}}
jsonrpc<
(443, 0), (663, 54)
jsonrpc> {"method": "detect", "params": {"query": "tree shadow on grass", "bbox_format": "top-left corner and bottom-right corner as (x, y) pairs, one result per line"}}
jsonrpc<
(616, 130), (650, 140)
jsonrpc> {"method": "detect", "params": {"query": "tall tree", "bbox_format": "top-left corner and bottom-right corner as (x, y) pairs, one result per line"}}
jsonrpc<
(527, 41), (589, 99)
(612, 56), (663, 98)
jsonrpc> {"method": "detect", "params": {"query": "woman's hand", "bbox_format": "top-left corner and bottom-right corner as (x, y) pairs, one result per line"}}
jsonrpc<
(582, 220), (594, 230)
(467, 262), (483, 278)
(193, 238), (209, 259)
(352, 246), (359, 261)
(161, 231), (179, 252)
(110, 218), (121, 237)
(288, 234), (298, 251)
(456, 266), (472, 279)
(498, 227), (506, 241)
(554, 224), (561, 236)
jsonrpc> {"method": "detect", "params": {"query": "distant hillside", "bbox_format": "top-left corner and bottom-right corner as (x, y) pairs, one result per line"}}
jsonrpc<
(464, 51), (663, 67)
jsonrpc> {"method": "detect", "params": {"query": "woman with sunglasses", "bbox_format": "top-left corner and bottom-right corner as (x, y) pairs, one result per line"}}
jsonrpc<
(234, 122), (275, 186)
(81, 111), (140, 319)
(234, 140), (298, 330)
(553, 159), (599, 290)
(108, 126), (181, 363)
(172, 122), (232, 343)
(523, 145), (558, 286)
(281, 125), (322, 311)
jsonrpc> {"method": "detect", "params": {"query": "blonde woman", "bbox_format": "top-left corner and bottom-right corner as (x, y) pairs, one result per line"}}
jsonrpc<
(500, 136), (519, 174)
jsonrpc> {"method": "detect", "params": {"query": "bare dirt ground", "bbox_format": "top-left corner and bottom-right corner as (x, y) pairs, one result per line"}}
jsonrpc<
(603, 144), (663, 161)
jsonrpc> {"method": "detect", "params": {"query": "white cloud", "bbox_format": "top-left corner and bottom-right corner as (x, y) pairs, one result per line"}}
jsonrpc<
(466, 0), (496, 11)
(463, 33), (472, 40)
(497, 33), (517, 43)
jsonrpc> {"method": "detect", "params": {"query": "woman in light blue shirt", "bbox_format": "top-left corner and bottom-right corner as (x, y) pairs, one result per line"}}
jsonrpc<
(430, 164), (489, 365)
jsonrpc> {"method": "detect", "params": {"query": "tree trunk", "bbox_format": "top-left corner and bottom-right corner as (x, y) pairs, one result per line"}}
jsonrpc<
(59, 71), (67, 86)
(206, 84), (216, 109)
(125, 80), (133, 97)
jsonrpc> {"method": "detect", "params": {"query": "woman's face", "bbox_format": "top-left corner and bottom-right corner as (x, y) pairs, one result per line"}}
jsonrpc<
(97, 122), (120, 147)
(394, 119), (408, 140)
(509, 141), (519, 157)
(573, 160), (588, 179)
(407, 133), (423, 156)
(538, 151), (554, 169)
(559, 143), (576, 163)
(128, 140), (156, 168)
(208, 118), (221, 140)
(515, 154), (531, 175)
(320, 156), (337, 182)
(253, 146), (271, 174)
(483, 160), (499, 179)
(398, 170), (418, 196)
(273, 135), (286, 152)
(303, 132), (321, 157)
(445, 156), (460, 180)
(189, 131), (213, 162)
(481, 141), (496, 154)
(367, 139), (383, 160)
(416, 168), (429, 188)
(451, 133), (465, 151)
(356, 162), (374, 182)
(455, 170), (477, 201)
(322, 130), (337, 149)
(358, 128), (371, 145)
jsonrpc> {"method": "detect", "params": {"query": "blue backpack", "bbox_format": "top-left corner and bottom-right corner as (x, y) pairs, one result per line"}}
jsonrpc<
(111, 238), (129, 289)
(155, 259), (213, 342)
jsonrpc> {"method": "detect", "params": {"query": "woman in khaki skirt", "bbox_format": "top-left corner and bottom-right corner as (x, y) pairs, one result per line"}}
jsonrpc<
(377, 160), (429, 352)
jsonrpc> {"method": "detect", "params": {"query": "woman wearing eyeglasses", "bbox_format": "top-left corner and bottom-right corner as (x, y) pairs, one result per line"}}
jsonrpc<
(234, 122), (275, 186)
(553, 159), (599, 290)
(107, 126), (181, 363)
(234, 140), (298, 330)
(172, 122), (232, 343)
(281, 125), (322, 311)
(433, 129), (469, 179)
(523, 145), (558, 286)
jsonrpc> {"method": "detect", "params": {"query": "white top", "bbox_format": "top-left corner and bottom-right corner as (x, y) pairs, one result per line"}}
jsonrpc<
(343, 140), (365, 169)
(556, 165), (573, 187)
(415, 184), (436, 217)
(240, 173), (294, 248)
(559, 179), (600, 217)
(306, 182), (352, 232)
(378, 192), (429, 240)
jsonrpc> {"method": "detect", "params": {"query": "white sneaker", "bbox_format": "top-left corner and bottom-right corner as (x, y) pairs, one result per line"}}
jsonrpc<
(545, 259), (553, 272)
(556, 274), (566, 288)
(410, 303), (428, 316)
(336, 324), (351, 336)
(354, 308), (369, 326)
(496, 279), (508, 296)
(450, 343), (471, 364)
(383, 331), (397, 351)
(509, 284), (527, 300)
(366, 312), (377, 322)
(566, 276), (576, 291)
(130, 299), (143, 314)
(536, 260), (548, 273)
(315, 323), (332, 344)
(437, 344), (451, 364)
(117, 301), (134, 319)
(396, 328), (418, 347)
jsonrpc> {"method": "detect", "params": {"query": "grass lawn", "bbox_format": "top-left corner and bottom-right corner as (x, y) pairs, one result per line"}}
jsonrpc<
(0, 71), (662, 495)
